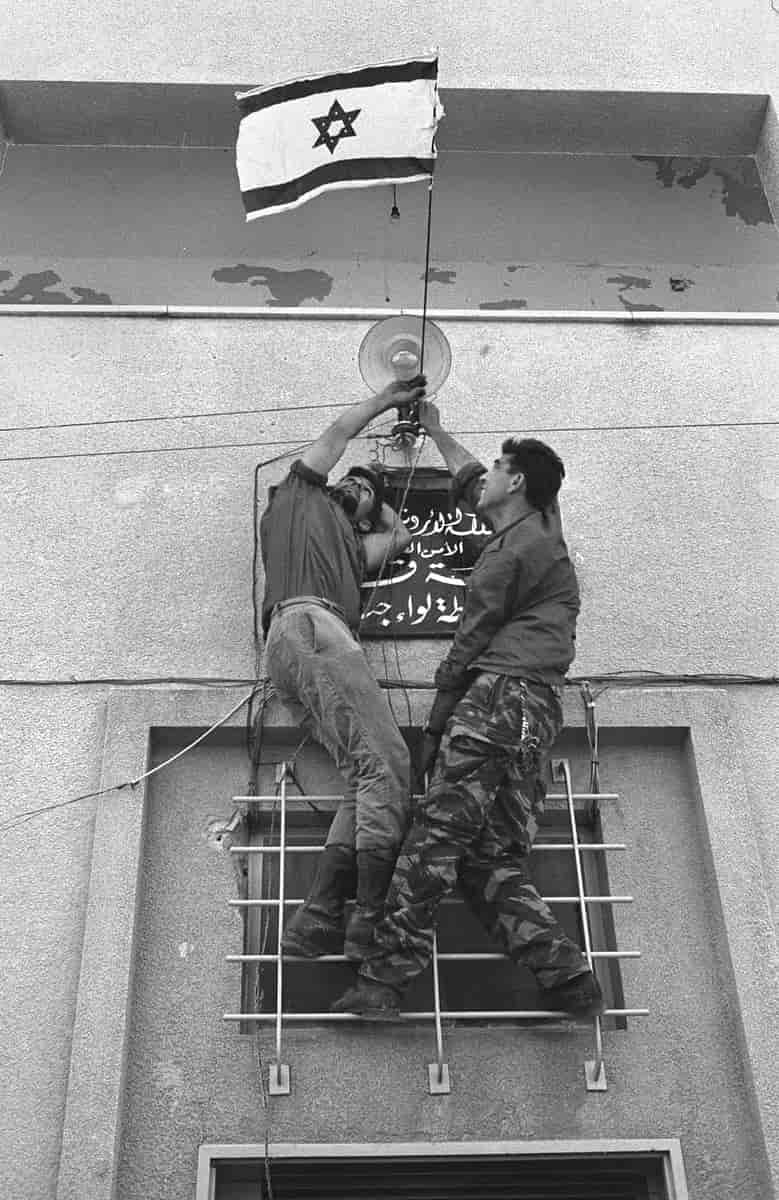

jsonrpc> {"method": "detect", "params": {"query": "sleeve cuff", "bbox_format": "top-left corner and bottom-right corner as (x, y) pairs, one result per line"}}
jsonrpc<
(290, 458), (328, 487)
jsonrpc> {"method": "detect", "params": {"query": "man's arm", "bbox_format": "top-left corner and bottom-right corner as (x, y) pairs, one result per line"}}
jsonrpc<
(361, 501), (412, 574)
(301, 378), (426, 478)
(417, 399), (481, 476)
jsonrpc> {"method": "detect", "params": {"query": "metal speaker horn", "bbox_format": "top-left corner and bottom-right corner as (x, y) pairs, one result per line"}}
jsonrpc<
(358, 315), (452, 397)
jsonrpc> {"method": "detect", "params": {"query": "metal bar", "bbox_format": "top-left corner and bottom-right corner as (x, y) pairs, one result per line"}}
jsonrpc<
(428, 930), (450, 1093)
(557, 759), (608, 1092)
(228, 842), (627, 854)
(233, 792), (620, 804)
(226, 949), (641, 963)
(229, 894), (633, 906)
(224, 1007), (650, 1022)
(268, 763), (290, 1095)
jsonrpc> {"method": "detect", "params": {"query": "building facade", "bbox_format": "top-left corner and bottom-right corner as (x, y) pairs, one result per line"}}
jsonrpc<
(1, 4), (778, 1198)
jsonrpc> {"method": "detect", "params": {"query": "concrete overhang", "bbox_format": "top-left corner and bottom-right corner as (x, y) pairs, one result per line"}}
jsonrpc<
(0, 81), (771, 156)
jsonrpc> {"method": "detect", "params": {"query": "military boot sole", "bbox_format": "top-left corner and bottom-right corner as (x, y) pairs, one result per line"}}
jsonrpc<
(330, 983), (402, 1021)
(281, 925), (344, 958)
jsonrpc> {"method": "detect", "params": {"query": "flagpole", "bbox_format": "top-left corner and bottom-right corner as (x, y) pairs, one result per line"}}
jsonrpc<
(417, 53), (439, 412)
(418, 178), (434, 375)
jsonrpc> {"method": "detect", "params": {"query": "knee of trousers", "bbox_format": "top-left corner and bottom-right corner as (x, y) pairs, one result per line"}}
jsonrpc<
(355, 793), (411, 852)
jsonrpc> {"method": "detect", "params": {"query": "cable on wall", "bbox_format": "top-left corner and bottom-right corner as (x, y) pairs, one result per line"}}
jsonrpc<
(1, 419), (777, 466)
(0, 686), (258, 834)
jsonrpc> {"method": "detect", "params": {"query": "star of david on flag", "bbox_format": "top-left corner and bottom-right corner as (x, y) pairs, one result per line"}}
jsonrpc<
(235, 54), (442, 219)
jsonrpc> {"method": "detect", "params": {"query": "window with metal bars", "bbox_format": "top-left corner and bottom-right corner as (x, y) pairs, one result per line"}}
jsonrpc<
(224, 757), (646, 1093)
(238, 794), (625, 1023)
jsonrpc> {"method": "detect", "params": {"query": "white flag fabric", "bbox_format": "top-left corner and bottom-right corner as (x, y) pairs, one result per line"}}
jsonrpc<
(235, 54), (442, 219)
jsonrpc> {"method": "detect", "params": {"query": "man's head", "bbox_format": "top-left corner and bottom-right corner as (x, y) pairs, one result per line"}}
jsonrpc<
(475, 438), (565, 519)
(331, 464), (385, 526)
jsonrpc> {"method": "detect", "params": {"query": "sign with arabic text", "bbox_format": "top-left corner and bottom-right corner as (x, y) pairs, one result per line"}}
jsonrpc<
(360, 468), (490, 638)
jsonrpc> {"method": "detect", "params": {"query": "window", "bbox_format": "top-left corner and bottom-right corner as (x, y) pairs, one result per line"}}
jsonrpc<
(197, 1141), (688, 1200)
(240, 789), (625, 1023)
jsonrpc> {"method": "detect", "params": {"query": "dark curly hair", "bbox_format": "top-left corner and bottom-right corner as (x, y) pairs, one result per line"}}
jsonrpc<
(501, 437), (565, 512)
(344, 464), (385, 525)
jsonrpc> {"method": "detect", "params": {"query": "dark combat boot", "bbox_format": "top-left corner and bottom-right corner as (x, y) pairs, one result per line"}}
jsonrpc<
(343, 849), (397, 962)
(330, 978), (403, 1021)
(543, 970), (605, 1017)
(281, 844), (357, 957)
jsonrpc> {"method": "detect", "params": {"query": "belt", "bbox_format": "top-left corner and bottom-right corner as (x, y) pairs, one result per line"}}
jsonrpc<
(270, 595), (350, 627)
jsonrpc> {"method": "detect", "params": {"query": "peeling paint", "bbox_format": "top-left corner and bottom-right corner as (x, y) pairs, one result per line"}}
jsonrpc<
(1, 270), (73, 304)
(634, 156), (774, 227)
(670, 276), (694, 293)
(212, 263), (333, 305)
(634, 156), (711, 190)
(478, 299), (528, 310)
(0, 269), (113, 304)
(421, 268), (456, 285)
(607, 273), (664, 313)
(618, 298), (665, 312)
(607, 274), (652, 291)
(177, 941), (194, 959)
(712, 164), (774, 227)
(71, 285), (113, 304)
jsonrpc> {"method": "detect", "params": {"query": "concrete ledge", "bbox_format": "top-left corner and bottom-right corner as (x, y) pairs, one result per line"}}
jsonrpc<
(1, 306), (779, 322)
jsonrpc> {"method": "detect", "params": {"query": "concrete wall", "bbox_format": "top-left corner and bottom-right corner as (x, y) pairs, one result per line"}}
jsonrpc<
(1, 316), (776, 678)
(4, 0), (779, 93)
(0, 311), (777, 1199)
(2, 146), (777, 310)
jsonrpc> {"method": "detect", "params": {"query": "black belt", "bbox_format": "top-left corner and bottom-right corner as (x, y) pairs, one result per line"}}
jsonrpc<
(270, 595), (351, 627)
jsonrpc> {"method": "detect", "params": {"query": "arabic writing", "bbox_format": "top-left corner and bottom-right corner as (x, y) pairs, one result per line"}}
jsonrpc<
(361, 493), (490, 638)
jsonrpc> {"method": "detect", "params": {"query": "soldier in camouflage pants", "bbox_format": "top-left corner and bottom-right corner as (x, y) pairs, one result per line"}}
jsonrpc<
(333, 671), (591, 1006)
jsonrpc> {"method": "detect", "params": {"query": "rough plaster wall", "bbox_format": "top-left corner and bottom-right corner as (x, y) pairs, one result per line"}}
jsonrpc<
(729, 685), (779, 931)
(114, 732), (768, 1200)
(1, 317), (776, 679)
(3, 0), (779, 92)
(0, 315), (776, 1199)
(0, 688), (106, 1200)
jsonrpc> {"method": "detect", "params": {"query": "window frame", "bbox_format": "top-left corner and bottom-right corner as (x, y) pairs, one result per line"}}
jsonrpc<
(196, 1139), (689, 1200)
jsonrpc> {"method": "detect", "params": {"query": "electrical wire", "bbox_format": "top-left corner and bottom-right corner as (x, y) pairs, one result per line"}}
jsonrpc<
(0, 400), (352, 434)
(0, 670), (774, 689)
(0, 685), (258, 833)
(1, 671), (773, 831)
(1, 419), (776, 466)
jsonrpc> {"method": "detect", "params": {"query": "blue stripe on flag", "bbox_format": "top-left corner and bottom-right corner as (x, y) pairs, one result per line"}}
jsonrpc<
(237, 58), (437, 117)
(241, 156), (435, 215)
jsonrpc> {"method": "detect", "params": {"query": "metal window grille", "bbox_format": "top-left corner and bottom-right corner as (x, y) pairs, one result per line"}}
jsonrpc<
(223, 759), (647, 1096)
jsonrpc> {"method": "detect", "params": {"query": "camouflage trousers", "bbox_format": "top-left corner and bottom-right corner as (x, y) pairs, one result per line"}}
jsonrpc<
(360, 672), (589, 991)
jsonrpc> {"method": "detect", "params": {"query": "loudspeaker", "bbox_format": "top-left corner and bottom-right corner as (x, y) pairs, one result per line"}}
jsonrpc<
(358, 315), (452, 396)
